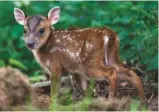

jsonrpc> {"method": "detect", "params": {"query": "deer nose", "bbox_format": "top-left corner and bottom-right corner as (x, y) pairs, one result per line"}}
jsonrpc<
(27, 40), (35, 49)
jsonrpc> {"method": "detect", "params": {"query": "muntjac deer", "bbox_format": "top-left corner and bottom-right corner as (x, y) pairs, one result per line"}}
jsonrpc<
(14, 6), (146, 102)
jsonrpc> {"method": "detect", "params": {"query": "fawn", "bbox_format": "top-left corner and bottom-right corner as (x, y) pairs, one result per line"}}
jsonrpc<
(14, 6), (146, 102)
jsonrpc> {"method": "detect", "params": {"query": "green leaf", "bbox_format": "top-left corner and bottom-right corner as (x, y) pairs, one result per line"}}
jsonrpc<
(29, 75), (44, 83)
(11, 24), (22, 38)
(0, 49), (10, 60)
(0, 60), (5, 67)
(9, 58), (27, 71)
(147, 53), (158, 71)
(130, 99), (140, 111)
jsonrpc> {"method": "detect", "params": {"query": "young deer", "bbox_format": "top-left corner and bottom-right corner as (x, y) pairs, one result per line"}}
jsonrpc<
(14, 6), (146, 102)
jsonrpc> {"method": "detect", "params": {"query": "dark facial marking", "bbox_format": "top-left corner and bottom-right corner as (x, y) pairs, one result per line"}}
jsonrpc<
(27, 16), (44, 33)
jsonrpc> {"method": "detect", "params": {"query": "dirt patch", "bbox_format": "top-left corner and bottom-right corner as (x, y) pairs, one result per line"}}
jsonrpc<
(32, 88), (51, 110)
(0, 67), (32, 110)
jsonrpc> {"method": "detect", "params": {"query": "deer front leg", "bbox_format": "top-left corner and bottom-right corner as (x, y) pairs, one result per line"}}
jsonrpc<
(51, 73), (61, 101)
(87, 66), (117, 99)
(50, 61), (62, 104)
(70, 74), (88, 100)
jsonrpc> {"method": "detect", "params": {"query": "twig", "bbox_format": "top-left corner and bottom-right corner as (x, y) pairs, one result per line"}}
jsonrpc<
(32, 80), (51, 88)
(31, 76), (71, 88)
(145, 91), (153, 95)
(117, 88), (135, 91)
(148, 93), (154, 104)
(132, 67), (145, 74)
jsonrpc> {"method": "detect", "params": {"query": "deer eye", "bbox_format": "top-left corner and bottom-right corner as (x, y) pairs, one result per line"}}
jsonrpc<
(39, 28), (44, 34)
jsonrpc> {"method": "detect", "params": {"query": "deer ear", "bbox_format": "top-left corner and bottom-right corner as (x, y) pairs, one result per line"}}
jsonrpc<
(14, 8), (25, 25)
(48, 6), (60, 25)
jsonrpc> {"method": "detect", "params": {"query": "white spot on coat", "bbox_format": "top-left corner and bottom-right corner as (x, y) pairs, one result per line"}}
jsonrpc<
(63, 35), (67, 39)
(75, 28), (89, 32)
(64, 30), (68, 32)
(67, 37), (73, 43)
(70, 52), (75, 58)
(50, 48), (57, 53)
(85, 42), (94, 50)
(65, 49), (77, 59)
(50, 47), (61, 53)
(56, 39), (60, 43)
(46, 60), (50, 66)
(54, 35), (57, 38)
(75, 42), (78, 47)
(76, 52), (79, 57)
(66, 49), (69, 53)
(62, 49), (66, 52)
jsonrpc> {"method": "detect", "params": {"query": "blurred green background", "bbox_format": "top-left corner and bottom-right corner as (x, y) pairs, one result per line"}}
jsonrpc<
(0, 1), (158, 81)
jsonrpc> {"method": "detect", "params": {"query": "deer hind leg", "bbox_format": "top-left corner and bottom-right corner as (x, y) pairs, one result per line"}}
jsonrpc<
(105, 36), (146, 102)
(117, 66), (146, 103)
(87, 66), (117, 99)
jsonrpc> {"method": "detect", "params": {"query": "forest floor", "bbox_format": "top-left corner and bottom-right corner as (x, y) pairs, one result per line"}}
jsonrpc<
(0, 66), (158, 111)
(32, 73), (158, 111)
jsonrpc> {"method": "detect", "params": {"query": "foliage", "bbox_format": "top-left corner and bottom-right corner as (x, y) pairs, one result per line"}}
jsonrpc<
(50, 97), (93, 111)
(49, 96), (147, 111)
(0, 1), (158, 78)
(0, 1), (157, 111)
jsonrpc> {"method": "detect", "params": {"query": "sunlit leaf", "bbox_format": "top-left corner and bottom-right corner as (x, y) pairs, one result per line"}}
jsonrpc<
(9, 58), (27, 70)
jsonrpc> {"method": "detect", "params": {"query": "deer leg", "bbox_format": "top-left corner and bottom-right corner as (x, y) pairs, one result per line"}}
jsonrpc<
(71, 74), (87, 94)
(51, 74), (61, 101)
(70, 74), (88, 100)
(117, 66), (146, 103)
(87, 66), (117, 99)
(106, 37), (146, 102)
(50, 61), (62, 104)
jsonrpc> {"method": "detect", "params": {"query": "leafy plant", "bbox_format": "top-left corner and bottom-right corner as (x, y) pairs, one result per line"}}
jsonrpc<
(0, 1), (157, 80)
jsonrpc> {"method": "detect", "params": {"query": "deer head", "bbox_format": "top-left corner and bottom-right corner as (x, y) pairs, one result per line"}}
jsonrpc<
(14, 7), (60, 50)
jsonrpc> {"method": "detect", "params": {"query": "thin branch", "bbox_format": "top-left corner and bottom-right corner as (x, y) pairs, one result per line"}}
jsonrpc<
(31, 80), (51, 88)
(148, 93), (154, 104)
(117, 87), (135, 91)
(132, 67), (145, 74)
(31, 76), (71, 88)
